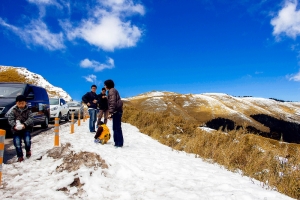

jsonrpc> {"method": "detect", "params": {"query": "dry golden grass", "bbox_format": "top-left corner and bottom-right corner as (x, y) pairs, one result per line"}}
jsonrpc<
(0, 67), (63, 97)
(123, 104), (300, 199)
(0, 67), (38, 85)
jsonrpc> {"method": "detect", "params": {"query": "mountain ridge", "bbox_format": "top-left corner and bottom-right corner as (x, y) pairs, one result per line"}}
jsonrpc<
(0, 65), (72, 101)
(123, 91), (300, 143)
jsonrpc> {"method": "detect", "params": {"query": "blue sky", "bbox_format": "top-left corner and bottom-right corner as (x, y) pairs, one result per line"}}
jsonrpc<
(1, 0), (300, 101)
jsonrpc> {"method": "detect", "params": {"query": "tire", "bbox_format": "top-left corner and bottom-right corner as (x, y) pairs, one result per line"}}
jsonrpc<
(41, 116), (49, 128)
(58, 112), (62, 123)
(65, 112), (70, 122)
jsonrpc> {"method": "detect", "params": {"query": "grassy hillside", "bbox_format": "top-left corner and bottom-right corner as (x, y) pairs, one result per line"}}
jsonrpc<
(124, 92), (300, 143)
(122, 104), (300, 199)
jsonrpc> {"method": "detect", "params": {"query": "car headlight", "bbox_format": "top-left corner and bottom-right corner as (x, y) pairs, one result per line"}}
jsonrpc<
(51, 106), (58, 111)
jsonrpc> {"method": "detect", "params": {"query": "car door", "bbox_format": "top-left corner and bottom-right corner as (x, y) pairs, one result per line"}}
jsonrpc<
(25, 86), (42, 124)
(60, 98), (69, 117)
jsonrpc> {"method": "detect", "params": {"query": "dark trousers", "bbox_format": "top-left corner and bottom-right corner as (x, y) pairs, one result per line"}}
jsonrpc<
(13, 131), (31, 158)
(112, 111), (124, 147)
(97, 109), (108, 125)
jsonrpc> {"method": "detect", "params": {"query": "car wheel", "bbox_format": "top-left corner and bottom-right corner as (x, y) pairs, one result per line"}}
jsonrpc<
(65, 112), (70, 122)
(58, 112), (62, 123)
(41, 116), (49, 128)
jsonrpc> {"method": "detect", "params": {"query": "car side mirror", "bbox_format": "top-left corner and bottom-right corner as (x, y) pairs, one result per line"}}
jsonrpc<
(26, 93), (34, 99)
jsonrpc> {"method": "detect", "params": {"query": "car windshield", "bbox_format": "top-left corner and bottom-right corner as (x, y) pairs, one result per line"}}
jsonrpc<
(0, 86), (24, 98)
(50, 98), (59, 105)
(68, 103), (80, 107)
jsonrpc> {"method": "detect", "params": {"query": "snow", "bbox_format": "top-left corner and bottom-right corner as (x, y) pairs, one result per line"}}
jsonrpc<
(126, 91), (178, 100)
(0, 120), (294, 199)
(199, 127), (217, 133)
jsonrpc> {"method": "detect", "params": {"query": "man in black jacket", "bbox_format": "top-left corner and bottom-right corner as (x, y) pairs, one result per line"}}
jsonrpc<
(97, 87), (108, 125)
(82, 85), (98, 132)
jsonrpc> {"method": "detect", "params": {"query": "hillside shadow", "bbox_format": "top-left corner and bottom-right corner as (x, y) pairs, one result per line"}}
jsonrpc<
(205, 115), (300, 144)
(250, 114), (300, 144)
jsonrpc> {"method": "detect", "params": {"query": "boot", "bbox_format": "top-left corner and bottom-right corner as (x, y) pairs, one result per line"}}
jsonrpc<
(18, 157), (24, 162)
(26, 151), (31, 158)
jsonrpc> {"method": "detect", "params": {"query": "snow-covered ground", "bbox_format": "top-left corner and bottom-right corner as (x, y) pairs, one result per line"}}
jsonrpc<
(0, 120), (294, 199)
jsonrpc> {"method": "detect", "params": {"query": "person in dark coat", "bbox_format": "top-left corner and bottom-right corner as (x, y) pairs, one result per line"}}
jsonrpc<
(97, 87), (108, 125)
(82, 84), (98, 132)
(8, 95), (34, 162)
(104, 79), (124, 147)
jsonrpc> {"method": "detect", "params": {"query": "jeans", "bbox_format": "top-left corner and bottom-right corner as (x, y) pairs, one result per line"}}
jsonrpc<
(13, 131), (31, 158)
(88, 108), (98, 132)
(112, 111), (124, 147)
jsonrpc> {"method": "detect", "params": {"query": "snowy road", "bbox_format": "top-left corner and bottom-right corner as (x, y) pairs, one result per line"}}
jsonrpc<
(0, 120), (294, 199)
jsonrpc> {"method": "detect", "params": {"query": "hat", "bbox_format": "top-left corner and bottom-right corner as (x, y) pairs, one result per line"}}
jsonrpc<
(16, 95), (26, 102)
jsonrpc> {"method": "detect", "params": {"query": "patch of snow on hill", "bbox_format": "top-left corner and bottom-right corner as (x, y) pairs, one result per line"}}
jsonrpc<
(127, 91), (179, 100)
(141, 97), (167, 111)
(183, 100), (192, 107)
(199, 126), (216, 133)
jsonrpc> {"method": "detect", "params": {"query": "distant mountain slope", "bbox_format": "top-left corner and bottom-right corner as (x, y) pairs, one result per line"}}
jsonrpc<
(124, 91), (300, 142)
(0, 66), (72, 101)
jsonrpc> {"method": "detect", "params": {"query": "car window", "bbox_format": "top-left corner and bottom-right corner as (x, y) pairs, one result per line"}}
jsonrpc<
(32, 86), (44, 100)
(50, 98), (59, 105)
(0, 86), (24, 97)
(68, 103), (80, 107)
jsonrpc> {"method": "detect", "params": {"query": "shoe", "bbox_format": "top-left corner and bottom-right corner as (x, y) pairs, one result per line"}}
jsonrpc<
(94, 139), (100, 143)
(18, 157), (24, 162)
(26, 151), (31, 158)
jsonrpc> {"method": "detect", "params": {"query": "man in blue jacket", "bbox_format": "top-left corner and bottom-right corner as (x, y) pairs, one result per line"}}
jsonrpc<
(82, 85), (98, 132)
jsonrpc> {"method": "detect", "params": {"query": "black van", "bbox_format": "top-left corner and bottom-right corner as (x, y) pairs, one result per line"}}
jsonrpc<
(0, 82), (50, 134)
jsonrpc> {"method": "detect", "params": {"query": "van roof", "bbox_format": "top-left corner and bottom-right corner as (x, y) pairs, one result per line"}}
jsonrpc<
(0, 82), (42, 88)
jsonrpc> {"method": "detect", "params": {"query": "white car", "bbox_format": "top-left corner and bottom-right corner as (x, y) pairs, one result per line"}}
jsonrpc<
(67, 101), (84, 119)
(50, 98), (70, 123)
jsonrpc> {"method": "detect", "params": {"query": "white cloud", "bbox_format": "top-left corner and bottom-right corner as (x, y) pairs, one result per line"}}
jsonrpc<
(0, 18), (18, 31)
(83, 74), (98, 83)
(288, 70), (300, 81)
(27, 0), (56, 4)
(0, 18), (65, 50)
(27, 0), (63, 18)
(71, 15), (142, 51)
(101, 0), (145, 16)
(0, 0), (144, 51)
(80, 57), (115, 72)
(271, 0), (300, 39)
(23, 20), (65, 50)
